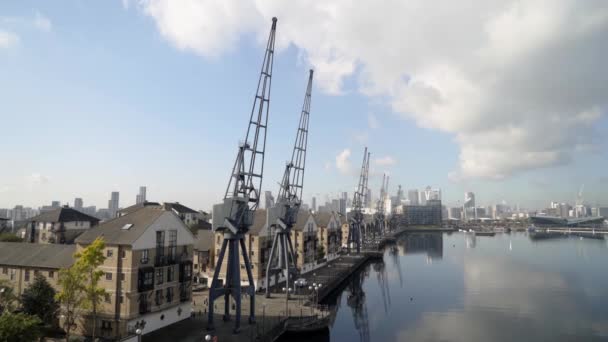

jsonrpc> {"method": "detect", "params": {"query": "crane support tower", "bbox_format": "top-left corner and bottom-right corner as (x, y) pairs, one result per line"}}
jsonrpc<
(207, 17), (277, 333)
(348, 148), (370, 253)
(265, 69), (314, 298)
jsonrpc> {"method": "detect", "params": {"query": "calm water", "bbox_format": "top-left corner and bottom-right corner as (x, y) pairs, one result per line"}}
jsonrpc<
(320, 232), (608, 342)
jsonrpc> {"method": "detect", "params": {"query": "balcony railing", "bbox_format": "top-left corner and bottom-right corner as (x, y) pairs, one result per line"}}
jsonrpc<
(155, 255), (167, 267)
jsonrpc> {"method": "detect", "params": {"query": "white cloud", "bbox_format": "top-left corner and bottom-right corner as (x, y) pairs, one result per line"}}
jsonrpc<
(368, 113), (379, 129)
(374, 156), (396, 167)
(26, 173), (50, 187)
(136, 0), (608, 180)
(335, 149), (352, 175)
(33, 12), (52, 32)
(0, 29), (19, 48)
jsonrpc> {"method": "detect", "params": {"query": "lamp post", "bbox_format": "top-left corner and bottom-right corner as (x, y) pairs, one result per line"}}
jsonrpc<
(135, 328), (143, 342)
(262, 303), (266, 337)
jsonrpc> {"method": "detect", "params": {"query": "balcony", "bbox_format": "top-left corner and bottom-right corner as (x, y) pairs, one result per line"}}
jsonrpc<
(179, 284), (191, 302)
(155, 255), (167, 267)
(139, 301), (151, 314)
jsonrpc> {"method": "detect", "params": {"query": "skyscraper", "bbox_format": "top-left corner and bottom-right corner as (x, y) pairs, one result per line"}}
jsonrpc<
(312, 196), (317, 211)
(264, 191), (275, 209)
(108, 191), (120, 218)
(464, 192), (476, 220)
(136, 186), (147, 204)
(74, 198), (83, 209)
(408, 189), (419, 206)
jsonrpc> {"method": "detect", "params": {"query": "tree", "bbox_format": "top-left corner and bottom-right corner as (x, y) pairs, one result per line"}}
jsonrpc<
(21, 274), (59, 326)
(0, 279), (18, 313)
(74, 237), (107, 341)
(55, 266), (85, 342)
(0, 233), (23, 242)
(0, 312), (43, 342)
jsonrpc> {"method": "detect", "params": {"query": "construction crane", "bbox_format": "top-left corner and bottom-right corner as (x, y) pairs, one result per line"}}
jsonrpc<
(207, 17), (277, 333)
(265, 69), (314, 298)
(348, 148), (370, 254)
(374, 174), (389, 237)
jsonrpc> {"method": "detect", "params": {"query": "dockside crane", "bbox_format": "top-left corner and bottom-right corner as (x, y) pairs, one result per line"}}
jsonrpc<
(348, 148), (370, 253)
(374, 174), (388, 237)
(207, 17), (277, 333)
(265, 69), (314, 298)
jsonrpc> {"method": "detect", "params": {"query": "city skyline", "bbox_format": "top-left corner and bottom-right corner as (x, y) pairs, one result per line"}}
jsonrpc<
(1, 1), (607, 211)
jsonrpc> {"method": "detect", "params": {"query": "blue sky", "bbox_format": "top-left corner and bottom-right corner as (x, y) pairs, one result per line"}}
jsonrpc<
(1, 1), (607, 211)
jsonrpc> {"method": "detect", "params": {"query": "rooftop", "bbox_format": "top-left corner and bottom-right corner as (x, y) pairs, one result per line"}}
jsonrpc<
(76, 206), (167, 245)
(30, 207), (100, 224)
(0, 242), (75, 269)
(163, 202), (198, 214)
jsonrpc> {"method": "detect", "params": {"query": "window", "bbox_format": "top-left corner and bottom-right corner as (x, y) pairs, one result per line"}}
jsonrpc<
(120, 273), (125, 281)
(121, 249), (126, 258)
(156, 268), (164, 285)
(2, 267), (7, 274)
(143, 270), (154, 288)
(119, 295), (124, 304)
(106, 272), (112, 281)
(167, 266), (174, 282)
(41, 233), (46, 240)
(155, 290), (163, 305)
(168, 230), (177, 261)
(48, 270), (54, 278)
(107, 249), (113, 258)
(141, 249), (149, 263)
(166, 287), (174, 302)
(216, 235), (220, 243)
(101, 320), (112, 330)
(10, 269), (15, 281)
(24, 270), (30, 282)
(104, 294), (111, 303)
(156, 231), (165, 265)
(182, 245), (187, 255)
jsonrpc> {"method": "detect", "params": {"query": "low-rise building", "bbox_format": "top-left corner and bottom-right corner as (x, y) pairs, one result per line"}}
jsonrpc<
(0, 242), (74, 295)
(212, 209), (320, 290)
(0, 217), (10, 232)
(193, 229), (214, 287)
(163, 202), (200, 227)
(314, 211), (341, 261)
(74, 205), (196, 339)
(26, 207), (100, 244)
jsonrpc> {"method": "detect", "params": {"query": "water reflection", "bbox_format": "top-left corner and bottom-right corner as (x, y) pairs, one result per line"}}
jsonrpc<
(323, 232), (608, 341)
(398, 232), (444, 258)
(346, 265), (371, 342)
(465, 232), (476, 249)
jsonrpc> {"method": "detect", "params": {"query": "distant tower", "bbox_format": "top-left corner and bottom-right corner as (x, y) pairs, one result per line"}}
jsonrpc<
(108, 192), (119, 218)
(136, 186), (147, 204)
(264, 191), (275, 209)
(74, 198), (83, 210)
(312, 196), (317, 211)
(464, 192), (476, 220)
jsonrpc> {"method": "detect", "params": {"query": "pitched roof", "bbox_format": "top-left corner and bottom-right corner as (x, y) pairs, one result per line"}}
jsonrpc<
(75, 206), (166, 245)
(314, 212), (333, 227)
(30, 207), (100, 223)
(195, 229), (214, 252)
(293, 210), (313, 231)
(118, 201), (161, 216)
(249, 209), (268, 235)
(163, 202), (198, 214)
(0, 242), (75, 269)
